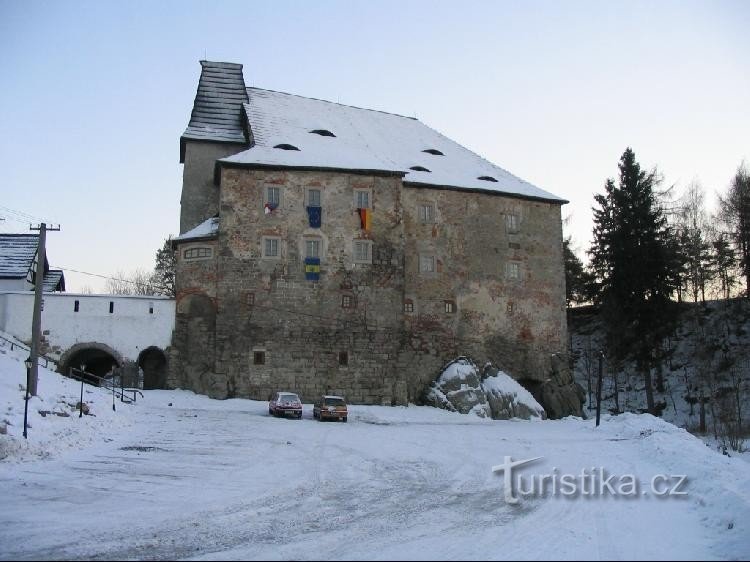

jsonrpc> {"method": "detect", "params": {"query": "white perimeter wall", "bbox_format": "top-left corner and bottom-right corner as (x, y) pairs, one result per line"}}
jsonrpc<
(0, 292), (175, 362)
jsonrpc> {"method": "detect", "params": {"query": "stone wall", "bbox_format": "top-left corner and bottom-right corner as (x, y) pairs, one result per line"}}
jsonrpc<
(170, 162), (573, 413)
(179, 141), (247, 234)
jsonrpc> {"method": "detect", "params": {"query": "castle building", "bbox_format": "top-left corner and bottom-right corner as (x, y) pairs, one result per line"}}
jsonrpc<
(170, 60), (580, 416)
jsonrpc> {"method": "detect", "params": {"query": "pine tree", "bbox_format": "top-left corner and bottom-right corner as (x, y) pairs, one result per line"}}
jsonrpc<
(563, 237), (595, 306)
(588, 148), (679, 414)
(719, 164), (750, 296)
(152, 238), (176, 297)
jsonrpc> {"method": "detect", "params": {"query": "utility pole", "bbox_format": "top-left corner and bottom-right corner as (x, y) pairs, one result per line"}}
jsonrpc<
(28, 222), (60, 396)
(596, 350), (604, 427)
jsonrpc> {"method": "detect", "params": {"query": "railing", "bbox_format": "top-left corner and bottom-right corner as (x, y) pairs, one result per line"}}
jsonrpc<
(0, 333), (56, 369)
(68, 367), (144, 416)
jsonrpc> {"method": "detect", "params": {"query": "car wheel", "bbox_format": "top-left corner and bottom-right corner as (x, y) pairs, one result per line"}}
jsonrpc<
(342, 417), (347, 423)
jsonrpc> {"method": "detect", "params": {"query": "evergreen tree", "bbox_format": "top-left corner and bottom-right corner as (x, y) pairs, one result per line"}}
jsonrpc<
(563, 236), (595, 306)
(588, 148), (679, 414)
(152, 238), (176, 297)
(711, 232), (737, 300)
(719, 164), (750, 296)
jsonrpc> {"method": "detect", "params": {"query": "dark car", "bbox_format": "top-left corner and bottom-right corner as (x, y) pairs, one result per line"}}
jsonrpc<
(268, 391), (303, 419)
(312, 395), (348, 422)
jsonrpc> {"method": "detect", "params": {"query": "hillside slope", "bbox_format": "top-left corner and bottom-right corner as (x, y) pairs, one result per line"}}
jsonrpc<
(570, 298), (750, 449)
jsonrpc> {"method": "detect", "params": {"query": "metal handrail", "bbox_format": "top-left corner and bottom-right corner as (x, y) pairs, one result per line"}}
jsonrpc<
(0, 333), (56, 369)
(68, 367), (143, 416)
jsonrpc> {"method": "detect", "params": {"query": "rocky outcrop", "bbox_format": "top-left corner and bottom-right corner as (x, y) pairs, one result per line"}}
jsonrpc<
(540, 354), (586, 420)
(423, 357), (546, 420)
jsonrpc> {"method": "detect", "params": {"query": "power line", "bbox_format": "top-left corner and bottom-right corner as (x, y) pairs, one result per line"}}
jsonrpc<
(52, 265), (171, 292)
(0, 205), (51, 224)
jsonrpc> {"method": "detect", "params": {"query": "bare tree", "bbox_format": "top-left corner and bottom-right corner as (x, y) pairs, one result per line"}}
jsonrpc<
(105, 268), (158, 296)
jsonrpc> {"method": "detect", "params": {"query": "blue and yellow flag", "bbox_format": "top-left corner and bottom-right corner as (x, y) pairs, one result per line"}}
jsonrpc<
(304, 257), (321, 281)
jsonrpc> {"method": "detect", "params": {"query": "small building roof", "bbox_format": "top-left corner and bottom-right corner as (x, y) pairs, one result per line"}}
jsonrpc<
(173, 216), (219, 243)
(43, 270), (65, 292)
(0, 234), (39, 279)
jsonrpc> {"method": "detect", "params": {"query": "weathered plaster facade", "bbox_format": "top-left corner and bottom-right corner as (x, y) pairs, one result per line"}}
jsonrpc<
(169, 60), (582, 417)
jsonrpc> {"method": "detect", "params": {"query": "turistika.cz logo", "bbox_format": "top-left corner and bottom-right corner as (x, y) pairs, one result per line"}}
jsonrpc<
(492, 456), (688, 504)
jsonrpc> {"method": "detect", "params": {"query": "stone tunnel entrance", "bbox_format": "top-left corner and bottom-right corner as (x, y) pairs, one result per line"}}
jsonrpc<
(59, 344), (121, 385)
(139, 347), (167, 390)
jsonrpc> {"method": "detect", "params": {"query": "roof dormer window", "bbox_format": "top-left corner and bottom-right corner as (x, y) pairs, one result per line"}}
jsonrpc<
(478, 176), (498, 182)
(310, 129), (336, 137)
(409, 166), (431, 172)
(274, 144), (300, 151)
(422, 149), (444, 156)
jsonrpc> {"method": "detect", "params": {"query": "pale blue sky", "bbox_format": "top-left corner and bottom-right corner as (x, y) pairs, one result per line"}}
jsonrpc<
(1, 0), (748, 292)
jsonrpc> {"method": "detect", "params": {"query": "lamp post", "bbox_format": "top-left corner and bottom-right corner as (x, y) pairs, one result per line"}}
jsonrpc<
(23, 356), (32, 439)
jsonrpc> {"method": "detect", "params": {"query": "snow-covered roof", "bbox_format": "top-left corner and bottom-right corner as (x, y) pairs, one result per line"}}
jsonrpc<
(0, 234), (39, 279)
(173, 217), (219, 242)
(219, 87), (566, 203)
(43, 270), (65, 292)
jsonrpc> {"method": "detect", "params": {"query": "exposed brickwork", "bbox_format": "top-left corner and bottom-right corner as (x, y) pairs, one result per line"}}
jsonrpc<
(170, 160), (569, 408)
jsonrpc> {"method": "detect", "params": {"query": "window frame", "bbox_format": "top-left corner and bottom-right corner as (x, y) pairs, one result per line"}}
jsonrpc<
(264, 186), (282, 211)
(506, 261), (521, 280)
(304, 237), (322, 260)
(419, 254), (436, 274)
(262, 236), (282, 260)
(183, 246), (213, 260)
(352, 240), (373, 264)
(505, 213), (520, 234)
(305, 187), (322, 208)
(353, 188), (372, 209)
(418, 202), (435, 224)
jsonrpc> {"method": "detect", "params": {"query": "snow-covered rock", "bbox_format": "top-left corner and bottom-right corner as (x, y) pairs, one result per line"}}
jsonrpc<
(424, 357), (545, 420)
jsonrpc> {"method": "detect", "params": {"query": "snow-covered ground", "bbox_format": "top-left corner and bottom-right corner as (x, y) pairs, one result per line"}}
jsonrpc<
(1, 339), (749, 560)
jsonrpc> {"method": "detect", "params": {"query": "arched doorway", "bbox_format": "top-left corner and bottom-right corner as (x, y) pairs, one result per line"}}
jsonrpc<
(139, 347), (167, 390)
(59, 343), (121, 385)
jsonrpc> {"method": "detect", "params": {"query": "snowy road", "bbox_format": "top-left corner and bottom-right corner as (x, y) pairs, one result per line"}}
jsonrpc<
(1, 385), (749, 560)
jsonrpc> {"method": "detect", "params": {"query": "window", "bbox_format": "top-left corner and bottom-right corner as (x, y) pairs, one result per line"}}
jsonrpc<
(305, 238), (321, 259)
(478, 175), (498, 182)
(422, 148), (444, 156)
(273, 143), (300, 151)
(253, 351), (266, 365)
(183, 247), (213, 260)
(404, 300), (414, 313)
(354, 189), (371, 209)
(419, 254), (436, 274)
(262, 237), (281, 259)
(306, 188), (321, 207)
(246, 292), (255, 306)
(507, 302), (514, 314)
(506, 213), (520, 233)
(109, 301), (114, 314)
(410, 166), (431, 172)
(353, 240), (372, 263)
(418, 203), (435, 224)
(506, 262), (520, 280)
(265, 186), (281, 211)
(342, 294), (354, 309)
(444, 301), (455, 314)
(149, 303), (154, 314)
(338, 351), (349, 366)
(310, 129), (336, 137)
(74, 300), (79, 312)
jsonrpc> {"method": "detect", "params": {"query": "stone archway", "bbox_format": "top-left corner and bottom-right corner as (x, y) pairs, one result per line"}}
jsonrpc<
(138, 347), (168, 390)
(58, 342), (123, 385)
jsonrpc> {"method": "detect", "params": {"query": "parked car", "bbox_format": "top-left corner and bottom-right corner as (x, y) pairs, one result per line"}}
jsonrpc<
(268, 391), (303, 419)
(313, 395), (348, 422)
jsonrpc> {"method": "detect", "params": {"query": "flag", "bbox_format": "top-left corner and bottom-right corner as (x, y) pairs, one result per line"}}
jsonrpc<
(264, 202), (277, 215)
(304, 257), (321, 281)
(358, 208), (371, 230)
(306, 206), (322, 228)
